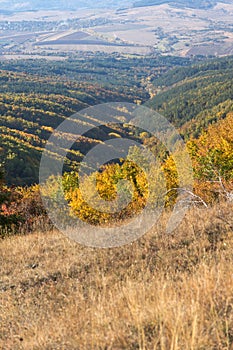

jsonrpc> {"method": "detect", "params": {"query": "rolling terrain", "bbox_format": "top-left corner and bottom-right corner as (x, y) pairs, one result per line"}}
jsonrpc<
(1, 1), (233, 57)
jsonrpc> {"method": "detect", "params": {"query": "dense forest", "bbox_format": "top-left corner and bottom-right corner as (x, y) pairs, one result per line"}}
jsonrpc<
(0, 54), (194, 185)
(147, 56), (233, 138)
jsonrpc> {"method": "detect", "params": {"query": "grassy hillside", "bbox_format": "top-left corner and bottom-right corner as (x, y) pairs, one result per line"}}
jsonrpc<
(1, 202), (232, 349)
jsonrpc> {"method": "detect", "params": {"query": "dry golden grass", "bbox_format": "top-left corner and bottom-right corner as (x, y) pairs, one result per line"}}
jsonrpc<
(0, 202), (233, 350)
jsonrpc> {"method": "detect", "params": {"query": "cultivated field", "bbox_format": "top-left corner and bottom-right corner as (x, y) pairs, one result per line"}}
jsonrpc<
(1, 3), (233, 57)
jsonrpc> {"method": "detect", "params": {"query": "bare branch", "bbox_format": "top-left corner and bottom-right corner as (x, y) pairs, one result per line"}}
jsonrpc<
(165, 187), (208, 208)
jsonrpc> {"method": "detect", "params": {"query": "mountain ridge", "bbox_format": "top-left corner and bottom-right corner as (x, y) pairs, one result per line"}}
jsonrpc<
(133, 0), (231, 9)
(1, 0), (231, 11)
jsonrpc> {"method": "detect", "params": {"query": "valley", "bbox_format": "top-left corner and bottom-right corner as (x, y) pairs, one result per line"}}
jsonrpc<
(0, 3), (233, 349)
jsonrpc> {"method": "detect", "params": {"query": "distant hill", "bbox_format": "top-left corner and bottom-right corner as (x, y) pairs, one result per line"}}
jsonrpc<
(0, 0), (131, 11)
(133, 0), (230, 9)
(1, 0), (231, 13)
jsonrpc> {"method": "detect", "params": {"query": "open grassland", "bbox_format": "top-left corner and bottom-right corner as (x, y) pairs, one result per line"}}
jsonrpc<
(1, 202), (233, 349)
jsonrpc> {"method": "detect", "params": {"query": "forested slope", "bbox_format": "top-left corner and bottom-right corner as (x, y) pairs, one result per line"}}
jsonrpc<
(147, 56), (233, 138)
(0, 69), (141, 185)
(0, 55), (194, 185)
(1, 55), (233, 186)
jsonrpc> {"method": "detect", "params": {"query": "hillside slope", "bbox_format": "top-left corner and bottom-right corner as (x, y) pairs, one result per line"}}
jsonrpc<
(0, 67), (143, 185)
(0, 55), (193, 185)
(1, 202), (233, 349)
(147, 56), (233, 138)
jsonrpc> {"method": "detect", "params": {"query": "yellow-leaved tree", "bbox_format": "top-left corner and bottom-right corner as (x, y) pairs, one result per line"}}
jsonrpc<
(63, 160), (149, 225)
(187, 112), (233, 202)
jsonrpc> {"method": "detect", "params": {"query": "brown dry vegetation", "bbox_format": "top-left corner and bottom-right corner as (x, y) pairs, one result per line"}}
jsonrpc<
(0, 202), (233, 350)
